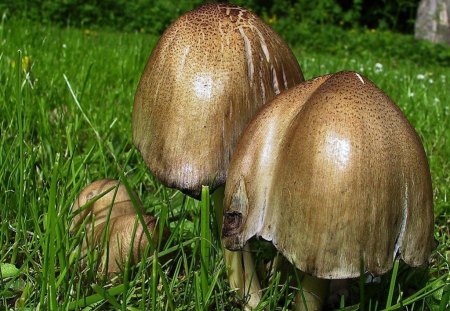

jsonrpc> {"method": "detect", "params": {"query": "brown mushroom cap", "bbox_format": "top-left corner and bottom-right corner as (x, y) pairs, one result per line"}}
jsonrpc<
(71, 180), (159, 275)
(85, 214), (158, 274)
(71, 179), (142, 231)
(223, 71), (434, 278)
(133, 3), (304, 198)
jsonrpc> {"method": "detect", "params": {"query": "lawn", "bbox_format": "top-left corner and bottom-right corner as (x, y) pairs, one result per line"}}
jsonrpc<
(0, 14), (449, 310)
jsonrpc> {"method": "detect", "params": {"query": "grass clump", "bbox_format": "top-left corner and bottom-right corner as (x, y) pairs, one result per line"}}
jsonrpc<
(0, 15), (449, 310)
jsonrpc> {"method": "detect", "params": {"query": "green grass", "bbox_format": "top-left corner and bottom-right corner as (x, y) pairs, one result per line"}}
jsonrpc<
(0, 15), (449, 310)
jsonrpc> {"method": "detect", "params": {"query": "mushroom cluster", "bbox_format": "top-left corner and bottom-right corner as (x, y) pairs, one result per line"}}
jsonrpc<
(72, 3), (435, 311)
(71, 179), (159, 275)
(222, 71), (435, 310)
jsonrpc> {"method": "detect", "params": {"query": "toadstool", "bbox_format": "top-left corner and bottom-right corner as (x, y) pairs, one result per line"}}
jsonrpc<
(71, 179), (159, 275)
(71, 179), (142, 231)
(222, 71), (435, 310)
(132, 3), (304, 307)
(133, 3), (303, 198)
(84, 213), (158, 275)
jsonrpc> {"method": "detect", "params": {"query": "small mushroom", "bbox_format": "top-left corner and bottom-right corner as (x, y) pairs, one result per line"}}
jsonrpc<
(132, 3), (304, 307)
(85, 214), (158, 275)
(71, 179), (142, 231)
(71, 179), (158, 275)
(223, 71), (435, 310)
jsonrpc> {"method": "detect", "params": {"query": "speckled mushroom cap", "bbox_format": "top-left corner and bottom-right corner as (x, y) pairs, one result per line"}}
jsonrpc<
(222, 71), (434, 279)
(133, 3), (304, 198)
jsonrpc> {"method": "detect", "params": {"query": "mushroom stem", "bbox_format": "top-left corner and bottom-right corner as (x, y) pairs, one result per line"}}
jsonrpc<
(225, 244), (262, 309)
(292, 274), (329, 311)
(212, 186), (262, 309)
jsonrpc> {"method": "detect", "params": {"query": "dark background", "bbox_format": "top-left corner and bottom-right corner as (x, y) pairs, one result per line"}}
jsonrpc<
(0, 0), (420, 35)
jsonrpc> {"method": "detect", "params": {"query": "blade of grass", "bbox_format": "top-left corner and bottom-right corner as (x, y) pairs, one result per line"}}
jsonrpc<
(200, 185), (211, 306)
(382, 274), (448, 310)
(63, 74), (109, 174)
(92, 284), (122, 309)
(438, 284), (450, 311)
(39, 153), (60, 309)
(63, 74), (101, 143)
(386, 260), (400, 309)
(11, 50), (24, 264)
(204, 260), (222, 304)
(195, 271), (202, 310)
(67, 283), (126, 310)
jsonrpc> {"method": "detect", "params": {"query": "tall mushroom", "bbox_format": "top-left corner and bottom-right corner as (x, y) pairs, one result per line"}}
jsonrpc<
(133, 3), (303, 197)
(223, 71), (435, 310)
(132, 3), (304, 307)
(71, 179), (159, 275)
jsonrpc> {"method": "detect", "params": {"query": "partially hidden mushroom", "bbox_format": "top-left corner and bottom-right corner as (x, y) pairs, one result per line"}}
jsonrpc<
(71, 179), (141, 231)
(222, 71), (435, 310)
(71, 179), (159, 275)
(132, 3), (304, 307)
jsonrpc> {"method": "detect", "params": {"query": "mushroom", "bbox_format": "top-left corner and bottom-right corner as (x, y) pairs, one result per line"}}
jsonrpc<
(71, 179), (159, 275)
(132, 3), (304, 307)
(71, 179), (142, 231)
(222, 71), (435, 310)
(133, 3), (303, 198)
(84, 214), (158, 275)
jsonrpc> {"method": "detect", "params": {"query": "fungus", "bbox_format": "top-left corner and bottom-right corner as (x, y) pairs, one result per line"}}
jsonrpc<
(71, 179), (142, 231)
(223, 71), (435, 310)
(133, 3), (303, 198)
(71, 179), (159, 275)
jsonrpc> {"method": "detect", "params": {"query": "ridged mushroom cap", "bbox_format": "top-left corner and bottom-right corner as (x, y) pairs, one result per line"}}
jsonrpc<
(71, 179), (142, 231)
(222, 71), (434, 278)
(133, 3), (304, 198)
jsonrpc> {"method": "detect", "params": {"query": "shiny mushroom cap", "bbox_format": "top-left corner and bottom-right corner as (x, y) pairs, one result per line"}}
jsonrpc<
(133, 3), (304, 198)
(71, 179), (142, 231)
(71, 180), (158, 275)
(86, 214), (158, 274)
(223, 71), (434, 279)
